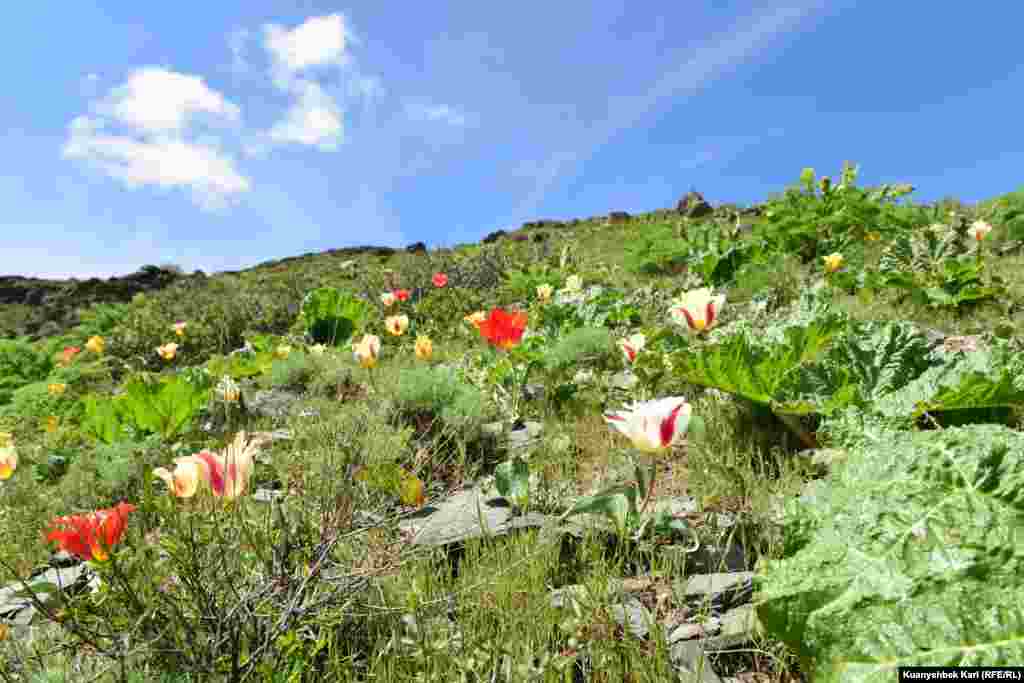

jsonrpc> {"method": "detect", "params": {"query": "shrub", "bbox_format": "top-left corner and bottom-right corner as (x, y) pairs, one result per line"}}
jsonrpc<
(543, 326), (616, 372)
(393, 365), (487, 433)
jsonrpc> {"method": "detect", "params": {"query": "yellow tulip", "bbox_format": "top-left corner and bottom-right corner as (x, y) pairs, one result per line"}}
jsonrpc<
(48, 383), (67, 397)
(352, 334), (381, 369)
(0, 445), (17, 480)
(171, 321), (187, 337)
(414, 335), (433, 361)
(85, 336), (105, 354)
(274, 344), (292, 360)
(152, 457), (204, 498)
(44, 416), (59, 434)
(823, 253), (844, 274)
(157, 343), (179, 360)
(385, 314), (409, 336)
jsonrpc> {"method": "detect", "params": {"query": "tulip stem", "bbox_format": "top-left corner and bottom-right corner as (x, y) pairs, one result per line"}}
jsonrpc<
(636, 458), (658, 520)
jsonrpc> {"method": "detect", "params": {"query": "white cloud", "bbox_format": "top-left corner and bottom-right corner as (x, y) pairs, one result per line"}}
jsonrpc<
(264, 14), (349, 87)
(405, 101), (468, 127)
(101, 67), (240, 133)
(62, 67), (250, 209)
(269, 81), (343, 150)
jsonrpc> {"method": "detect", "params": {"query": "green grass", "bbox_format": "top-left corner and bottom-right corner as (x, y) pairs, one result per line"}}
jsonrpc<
(1, 168), (1023, 681)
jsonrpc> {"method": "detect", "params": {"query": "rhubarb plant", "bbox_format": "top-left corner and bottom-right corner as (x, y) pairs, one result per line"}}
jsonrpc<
(756, 422), (1024, 679)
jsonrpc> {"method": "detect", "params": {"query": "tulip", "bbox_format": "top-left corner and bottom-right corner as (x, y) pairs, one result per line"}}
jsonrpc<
(190, 431), (263, 500)
(0, 444), (17, 480)
(619, 333), (646, 363)
(380, 292), (397, 307)
(536, 284), (553, 303)
(85, 336), (105, 354)
(669, 288), (725, 334)
(44, 416), (59, 433)
(865, 231), (881, 242)
(157, 343), (179, 361)
(432, 272), (448, 288)
(59, 346), (81, 366)
(172, 321), (187, 337)
(604, 397), (692, 454)
(971, 220), (993, 242)
(274, 344), (292, 360)
(414, 335), (433, 360)
(216, 375), (241, 403)
(46, 502), (136, 563)
(464, 311), (487, 327)
(385, 314), (409, 336)
(394, 289), (411, 302)
(562, 275), (583, 294)
(823, 252), (844, 274)
(352, 334), (381, 369)
(476, 308), (528, 350)
(152, 457), (204, 498)
(48, 383), (67, 397)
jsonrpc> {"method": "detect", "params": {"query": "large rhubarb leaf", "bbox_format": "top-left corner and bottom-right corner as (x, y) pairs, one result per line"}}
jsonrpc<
(668, 310), (850, 409)
(873, 337), (1024, 420)
(757, 424), (1024, 680)
(772, 320), (935, 417)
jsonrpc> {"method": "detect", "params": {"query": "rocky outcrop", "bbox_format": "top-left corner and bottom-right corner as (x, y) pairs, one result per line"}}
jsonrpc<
(608, 211), (631, 224)
(676, 191), (714, 219)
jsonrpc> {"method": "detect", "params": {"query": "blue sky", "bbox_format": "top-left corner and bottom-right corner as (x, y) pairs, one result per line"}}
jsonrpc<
(3, 2), (1023, 279)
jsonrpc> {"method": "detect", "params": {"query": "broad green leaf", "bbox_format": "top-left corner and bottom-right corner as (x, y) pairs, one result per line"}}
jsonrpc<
(495, 457), (530, 509)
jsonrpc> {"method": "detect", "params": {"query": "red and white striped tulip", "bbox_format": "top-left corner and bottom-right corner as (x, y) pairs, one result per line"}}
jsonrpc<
(603, 397), (692, 454)
(669, 288), (725, 334)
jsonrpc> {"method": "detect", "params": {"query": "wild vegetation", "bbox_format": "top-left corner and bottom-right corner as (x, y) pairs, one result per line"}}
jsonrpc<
(1, 161), (1023, 681)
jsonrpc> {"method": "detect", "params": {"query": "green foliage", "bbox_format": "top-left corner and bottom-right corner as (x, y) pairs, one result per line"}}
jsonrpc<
(75, 301), (133, 339)
(412, 286), (487, 337)
(500, 263), (562, 303)
(263, 348), (317, 392)
(542, 327), (615, 372)
(876, 225), (1007, 310)
(0, 379), (85, 425)
(0, 337), (54, 405)
(495, 456), (531, 510)
(393, 365), (487, 432)
(757, 424), (1024, 676)
(623, 221), (689, 275)
(299, 286), (373, 347)
(79, 369), (212, 445)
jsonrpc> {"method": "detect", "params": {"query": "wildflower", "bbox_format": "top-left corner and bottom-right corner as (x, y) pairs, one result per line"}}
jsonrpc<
(274, 344), (292, 360)
(536, 284), (553, 303)
(604, 397), (692, 454)
(85, 336), (105, 354)
(432, 272), (448, 288)
(865, 231), (881, 242)
(669, 288), (725, 334)
(414, 335), (433, 360)
(46, 502), (136, 563)
(477, 308), (528, 350)
(381, 292), (397, 307)
(216, 375), (241, 403)
(464, 311), (487, 327)
(823, 253), (844, 274)
(190, 431), (263, 500)
(352, 334), (381, 369)
(0, 443), (17, 480)
(48, 383), (67, 397)
(619, 333), (646, 363)
(171, 321), (187, 337)
(157, 343), (179, 361)
(59, 346), (81, 366)
(44, 416), (59, 433)
(971, 220), (993, 241)
(385, 314), (410, 336)
(394, 289), (411, 302)
(152, 457), (204, 498)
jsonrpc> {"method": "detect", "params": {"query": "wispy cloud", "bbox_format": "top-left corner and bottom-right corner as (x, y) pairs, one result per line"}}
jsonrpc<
(62, 67), (250, 210)
(268, 80), (344, 150)
(405, 101), (469, 127)
(515, 3), (827, 219)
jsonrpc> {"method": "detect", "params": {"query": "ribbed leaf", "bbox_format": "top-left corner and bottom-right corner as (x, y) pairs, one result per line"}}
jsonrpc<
(758, 424), (1024, 679)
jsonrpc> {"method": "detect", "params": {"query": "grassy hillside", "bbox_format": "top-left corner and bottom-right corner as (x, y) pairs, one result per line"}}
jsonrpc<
(2, 163), (1023, 681)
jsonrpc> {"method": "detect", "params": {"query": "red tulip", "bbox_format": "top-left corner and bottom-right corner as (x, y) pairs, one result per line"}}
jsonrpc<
(432, 272), (448, 288)
(394, 289), (411, 302)
(477, 308), (528, 350)
(46, 502), (136, 563)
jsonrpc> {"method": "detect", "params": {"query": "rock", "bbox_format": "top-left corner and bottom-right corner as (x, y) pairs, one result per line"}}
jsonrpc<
(398, 486), (553, 548)
(531, 231), (548, 243)
(405, 241), (427, 254)
(670, 640), (724, 683)
(608, 211), (631, 224)
(482, 229), (507, 244)
(676, 191), (714, 219)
